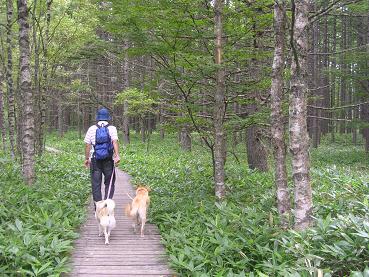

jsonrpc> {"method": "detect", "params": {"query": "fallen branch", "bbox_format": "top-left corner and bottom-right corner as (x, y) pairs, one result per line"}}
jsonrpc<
(308, 115), (353, 122)
(308, 101), (369, 111)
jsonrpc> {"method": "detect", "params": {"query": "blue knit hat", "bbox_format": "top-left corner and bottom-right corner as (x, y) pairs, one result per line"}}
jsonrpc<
(96, 108), (111, 121)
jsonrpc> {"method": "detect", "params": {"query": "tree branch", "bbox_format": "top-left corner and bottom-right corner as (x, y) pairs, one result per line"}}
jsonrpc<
(308, 101), (369, 111)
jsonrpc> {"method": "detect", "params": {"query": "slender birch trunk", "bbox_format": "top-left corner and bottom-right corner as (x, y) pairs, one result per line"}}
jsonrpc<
(16, 67), (23, 159)
(38, 0), (52, 154)
(321, 10), (329, 136)
(213, 0), (226, 200)
(364, 11), (369, 151)
(32, 0), (41, 155)
(122, 40), (130, 145)
(18, 0), (35, 185)
(270, 0), (291, 227)
(330, 17), (337, 142)
(311, 6), (320, 148)
(232, 102), (239, 147)
(140, 116), (145, 142)
(0, 71), (6, 151)
(340, 15), (347, 133)
(289, 0), (313, 230)
(140, 57), (146, 142)
(6, 0), (16, 158)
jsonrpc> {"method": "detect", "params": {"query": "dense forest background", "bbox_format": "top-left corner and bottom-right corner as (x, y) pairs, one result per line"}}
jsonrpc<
(1, 0), (369, 275)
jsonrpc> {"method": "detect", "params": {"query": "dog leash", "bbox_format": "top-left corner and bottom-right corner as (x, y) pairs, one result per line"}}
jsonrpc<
(106, 165), (115, 200)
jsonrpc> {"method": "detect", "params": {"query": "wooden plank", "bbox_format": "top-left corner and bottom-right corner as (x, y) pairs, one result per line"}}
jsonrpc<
(73, 247), (168, 253)
(73, 241), (164, 246)
(73, 273), (175, 277)
(71, 258), (168, 263)
(74, 244), (164, 248)
(71, 261), (169, 266)
(72, 251), (167, 257)
(83, 224), (158, 227)
(74, 238), (163, 242)
(73, 265), (172, 275)
(72, 256), (167, 262)
(79, 228), (160, 234)
(71, 254), (170, 262)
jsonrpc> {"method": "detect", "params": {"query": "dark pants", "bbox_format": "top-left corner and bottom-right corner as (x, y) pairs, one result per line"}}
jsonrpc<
(90, 158), (115, 202)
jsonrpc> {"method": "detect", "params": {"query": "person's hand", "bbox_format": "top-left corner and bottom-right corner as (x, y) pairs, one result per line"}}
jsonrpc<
(114, 155), (120, 166)
(84, 159), (90, 169)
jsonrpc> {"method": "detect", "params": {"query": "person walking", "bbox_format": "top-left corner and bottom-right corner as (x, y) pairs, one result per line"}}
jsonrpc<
(84, 108), (120, 204)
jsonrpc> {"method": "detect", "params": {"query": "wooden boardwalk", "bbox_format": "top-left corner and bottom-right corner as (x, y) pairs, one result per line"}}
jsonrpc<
(69, 169), (173, 277)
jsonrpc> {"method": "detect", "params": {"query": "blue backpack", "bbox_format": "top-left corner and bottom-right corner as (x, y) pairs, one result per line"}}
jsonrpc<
(94, 124), (114, 160)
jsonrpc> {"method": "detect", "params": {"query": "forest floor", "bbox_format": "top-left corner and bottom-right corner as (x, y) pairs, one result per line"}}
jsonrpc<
(0, 132), (368, 276)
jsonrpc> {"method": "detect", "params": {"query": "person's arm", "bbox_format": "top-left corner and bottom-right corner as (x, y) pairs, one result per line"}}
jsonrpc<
(84, 143), (91, 168)
(112, 140), (120, 165)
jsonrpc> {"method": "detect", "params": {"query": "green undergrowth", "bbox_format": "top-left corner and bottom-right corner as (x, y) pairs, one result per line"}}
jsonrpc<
(0, 144), (90, 276)
(119, 133), (369, 277)
(4, 131), (368, 276)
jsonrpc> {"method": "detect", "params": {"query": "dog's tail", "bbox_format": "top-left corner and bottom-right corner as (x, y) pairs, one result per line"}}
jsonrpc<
(125, 203), (138, 217)
(104, 199), (115, 214)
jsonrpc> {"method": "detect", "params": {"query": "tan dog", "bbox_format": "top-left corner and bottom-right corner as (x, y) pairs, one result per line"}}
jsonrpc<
(95, 199), (116, 244)
(125, 186), (150, 237)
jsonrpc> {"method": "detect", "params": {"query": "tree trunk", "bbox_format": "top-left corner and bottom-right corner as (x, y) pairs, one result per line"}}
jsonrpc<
(311, 6), (320, 148)
(58, 102), (64, 137)
(159, 105), (165, 139)
(122, 41), (130, 145)
(180, 125), (191, 151)
(232, 102), (239, 147)
(6, 0), (16, 158)
(330, 17), (337, 142)
(38, 0), (52, 155)
(346, 17), (353, 135)
(321, 9), (330, 136)
(0, 71), (6, 151)
(123, 101), (130, 144)
(353, 94), (357, 145)
(147, 113), (152, 134)
(16, 69), (23, 159)
(32, 0), (41, 155)
(18, 0), (35, 185)
(340, 15), (347, 133)
(77, 98), (82, 139)
(289, 0), (313, 230)
(140, 116), (145, 142)
(64, 105), (70, 133)
(246, 124), (268, 171)
(364, 12), (369, 151)
(134, 117), (140, 134)
(270, 0), (290, 226)
(246, 13), (269, 172)
(358, 13), (369, 149)
(213, 0), (226, 200)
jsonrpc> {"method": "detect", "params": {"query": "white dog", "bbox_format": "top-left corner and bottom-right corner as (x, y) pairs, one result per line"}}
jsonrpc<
(95, 199), (116, 244)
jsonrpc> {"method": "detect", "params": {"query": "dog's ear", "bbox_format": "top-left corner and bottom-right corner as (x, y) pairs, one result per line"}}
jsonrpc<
(146, 186), (151, 192)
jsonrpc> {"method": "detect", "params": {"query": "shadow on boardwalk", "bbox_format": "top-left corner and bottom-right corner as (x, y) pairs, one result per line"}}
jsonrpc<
(68, 169), (174, 277)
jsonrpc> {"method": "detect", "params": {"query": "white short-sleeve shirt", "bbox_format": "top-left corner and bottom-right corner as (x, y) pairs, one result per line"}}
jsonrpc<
(84, 121), (118, 146)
